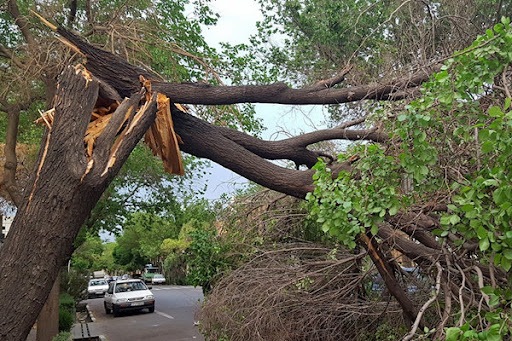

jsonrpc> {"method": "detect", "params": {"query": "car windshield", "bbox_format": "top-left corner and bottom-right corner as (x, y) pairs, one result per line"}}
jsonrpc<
(115, 281), (147, 293)
(90, 280), (107, 286)
(146, 267), (159, 274)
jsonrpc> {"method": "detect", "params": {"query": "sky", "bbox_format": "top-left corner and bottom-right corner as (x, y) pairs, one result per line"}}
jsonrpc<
(197, 0), (327, 199)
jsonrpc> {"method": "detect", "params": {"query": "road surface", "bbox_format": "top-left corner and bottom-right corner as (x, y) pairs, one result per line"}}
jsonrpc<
(86, 285), (205, 341)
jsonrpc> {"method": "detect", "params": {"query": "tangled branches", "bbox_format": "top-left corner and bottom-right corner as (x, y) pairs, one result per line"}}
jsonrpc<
(198, 244), (409, 341)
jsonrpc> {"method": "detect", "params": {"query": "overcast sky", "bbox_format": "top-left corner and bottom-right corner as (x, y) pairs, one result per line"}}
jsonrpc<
(194, 0), (327, 200)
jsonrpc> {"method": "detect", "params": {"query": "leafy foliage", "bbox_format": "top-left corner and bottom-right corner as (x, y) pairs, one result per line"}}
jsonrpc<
(186, 222), (225, 293)
(70, 234), (104, 271)
(307, 145), (402, 248)
(112, 199), (217, 276)
(398, 18), (512, 270)
(60, 268), (89, 303)
(308, 17), (512, 339)
(58, 293), (75, 332)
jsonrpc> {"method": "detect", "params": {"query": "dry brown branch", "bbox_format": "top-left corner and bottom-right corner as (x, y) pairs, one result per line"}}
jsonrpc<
(308, 65), (353, 90)
(403, 262), (443, 341)
(473, 266), (490, 308)
(455, 263), (466, 327)
(198, 243), (404, 341)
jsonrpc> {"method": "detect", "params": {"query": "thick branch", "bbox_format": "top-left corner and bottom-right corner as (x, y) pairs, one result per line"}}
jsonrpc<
(6, 0), (35, 46)
(388, 212), (442, 250)
(1, 109), (22, 206)
(359, 233), (420, 328)
(307, 65), (352, 90)
(55, 27), (435, 105)
(153, 70), (433, 105)
(0, 44), (25, 69)
(377, 223), (439, 263)
(171, 107), (352, 198)
(216, 125), (387, 168)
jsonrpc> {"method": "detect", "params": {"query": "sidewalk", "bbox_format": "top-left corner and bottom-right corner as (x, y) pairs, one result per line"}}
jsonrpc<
(71, 322), (102, 340)
(25, 302), (104, 341)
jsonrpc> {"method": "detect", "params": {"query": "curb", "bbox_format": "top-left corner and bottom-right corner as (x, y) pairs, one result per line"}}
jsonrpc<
(85, 303), (108, 340)
(86, 303), (96, 322)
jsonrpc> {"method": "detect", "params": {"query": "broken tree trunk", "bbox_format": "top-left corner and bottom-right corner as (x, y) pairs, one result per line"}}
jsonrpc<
(0, 65), (158, 340)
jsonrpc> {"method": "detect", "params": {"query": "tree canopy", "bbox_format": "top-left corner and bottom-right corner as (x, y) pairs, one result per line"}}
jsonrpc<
(1, 1), (512, 340)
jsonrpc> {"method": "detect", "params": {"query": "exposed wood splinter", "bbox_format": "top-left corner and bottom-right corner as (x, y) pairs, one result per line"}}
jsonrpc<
(35, 108), (55, 128)
(27, 126), (52, 208)
(101, 99), (151, 176)
(81, 159), (94, 181)
(84, 114), (112, 157)
(34, 64), (185, 178)
(144, 93), (184, 175)
(30, 10), (57, 31)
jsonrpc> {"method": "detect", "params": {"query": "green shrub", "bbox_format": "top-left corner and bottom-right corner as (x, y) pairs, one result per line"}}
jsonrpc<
(60, 268), (89, 302)
(59, 293), (75, 313)
(52, 331), (71, 341)
(58, 308), (74, 332)
(59, 293), (75, 332)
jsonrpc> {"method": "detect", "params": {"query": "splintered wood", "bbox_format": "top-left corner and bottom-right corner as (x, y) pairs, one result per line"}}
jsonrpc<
(84, 104), (115, 157)
(35, 78), (184, 176)
(144, 93), (184, 176)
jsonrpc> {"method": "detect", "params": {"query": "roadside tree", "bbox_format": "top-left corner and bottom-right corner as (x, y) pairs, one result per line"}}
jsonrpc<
(1, 1), (512, 340)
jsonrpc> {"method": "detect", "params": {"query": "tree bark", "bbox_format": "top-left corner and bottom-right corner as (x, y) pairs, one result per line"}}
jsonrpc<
(359, 233), (421, 328)
(0, 65), (157, 340)
(55, 27), (435, 105)
(1, 108), (22, 206)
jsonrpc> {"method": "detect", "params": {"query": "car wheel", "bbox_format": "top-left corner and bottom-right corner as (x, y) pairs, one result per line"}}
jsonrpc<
(113, 305), (121, 317)
(104, 302), (111, 314)
(148, 305), (155, 313)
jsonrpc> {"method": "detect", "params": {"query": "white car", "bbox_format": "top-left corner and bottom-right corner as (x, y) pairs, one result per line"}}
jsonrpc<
(87, 279), (109, 298)
(103, 279), (155, 317)
(151, 274), (166, 285)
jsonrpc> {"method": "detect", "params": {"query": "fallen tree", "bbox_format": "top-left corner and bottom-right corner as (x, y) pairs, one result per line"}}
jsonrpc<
(1, 14), (511, 341)
(0, 25), (434, 339)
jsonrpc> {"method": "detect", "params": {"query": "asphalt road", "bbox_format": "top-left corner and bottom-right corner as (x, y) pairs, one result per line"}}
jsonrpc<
(85, 285), (205, 341)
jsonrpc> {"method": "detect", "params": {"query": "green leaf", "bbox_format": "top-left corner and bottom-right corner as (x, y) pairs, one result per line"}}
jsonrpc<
(479, 238), (490, 251)
(481, 141), (495, 154)
(483, 179), (499, 187)
(388, 206), (399, 216)
(488, 106), (503, 118)
(397, 114), (408, 122)
(476, 226), (488, 239)
(445, 327), (461, 341)
(503, 249), (512, 260)
(449, 214), (461, 225)
(481, 286), (495, 295)
(493, 188), (507, 205)
(505, 97), (511, 110)
(370, 225), (378, 235)
(440, 216), (451, 225)
(501, 256), (512, 271)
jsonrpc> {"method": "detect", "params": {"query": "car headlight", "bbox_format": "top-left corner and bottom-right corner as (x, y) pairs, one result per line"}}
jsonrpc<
(144, 295), (154, 300)
(115, 298), (128, 303)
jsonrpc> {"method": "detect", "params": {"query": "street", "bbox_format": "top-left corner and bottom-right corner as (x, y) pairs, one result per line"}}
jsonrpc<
(86, 285), (205, 341)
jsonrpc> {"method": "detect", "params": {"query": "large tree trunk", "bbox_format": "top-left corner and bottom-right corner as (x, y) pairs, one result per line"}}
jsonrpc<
(0, 65), (157, 340)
